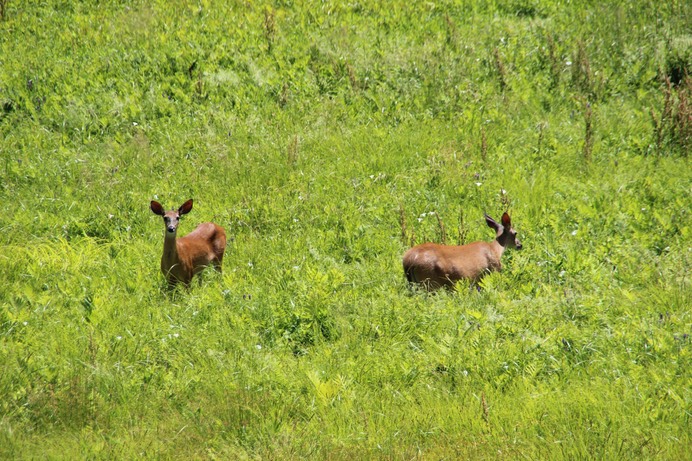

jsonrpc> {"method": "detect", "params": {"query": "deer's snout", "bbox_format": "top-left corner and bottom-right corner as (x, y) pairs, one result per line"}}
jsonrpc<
(515, 239), (523, 250)
(164, 215), (179, 234)
(165, 219), (178, 234)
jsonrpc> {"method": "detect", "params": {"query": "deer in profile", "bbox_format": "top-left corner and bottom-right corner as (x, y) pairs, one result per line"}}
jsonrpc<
(403, 212), (522, 290)
(150, 199), (226, 288)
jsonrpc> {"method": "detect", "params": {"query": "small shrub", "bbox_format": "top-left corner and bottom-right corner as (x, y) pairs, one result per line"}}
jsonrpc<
(665, 36), (691, 85)
(651, 76), (691, 155)
(572, 40), (593, 96)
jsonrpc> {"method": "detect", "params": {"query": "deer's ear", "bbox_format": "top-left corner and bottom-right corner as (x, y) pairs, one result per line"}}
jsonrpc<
(485, 214), (500, 230)
(179, 199), (193, 215)
(501, 212), (511, 228)
(150, 201), (165, 216)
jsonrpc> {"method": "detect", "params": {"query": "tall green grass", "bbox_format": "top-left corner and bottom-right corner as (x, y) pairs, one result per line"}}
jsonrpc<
(1, 0), (690, 459)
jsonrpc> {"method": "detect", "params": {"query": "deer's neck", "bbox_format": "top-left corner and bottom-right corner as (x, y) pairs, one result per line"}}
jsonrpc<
(162, 232), (180, 265)
(491, 237), (506, 261)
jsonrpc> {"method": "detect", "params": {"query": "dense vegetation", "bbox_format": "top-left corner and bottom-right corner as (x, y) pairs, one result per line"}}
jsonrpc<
(1, 0), (689, 458)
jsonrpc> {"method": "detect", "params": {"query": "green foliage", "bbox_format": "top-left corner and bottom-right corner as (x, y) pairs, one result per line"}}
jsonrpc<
(1, 0), (690, 459)
(665, 35), (692, 85)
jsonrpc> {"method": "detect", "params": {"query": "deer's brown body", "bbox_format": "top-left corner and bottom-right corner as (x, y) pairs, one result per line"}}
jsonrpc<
(151, 199), (226, 288)
(403, 212), (521, 290)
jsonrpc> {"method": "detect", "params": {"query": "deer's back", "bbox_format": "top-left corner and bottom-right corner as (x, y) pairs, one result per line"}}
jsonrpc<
(403, 241), (500, 288)
(177, 223), (226, 272)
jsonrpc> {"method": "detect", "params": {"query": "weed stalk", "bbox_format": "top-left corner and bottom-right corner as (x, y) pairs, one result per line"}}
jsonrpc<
(500, 188), (511, 211)
(583, 101), (593, 162)
(445, 14), (457, 50)
(434, 211), (447, 244)
(287, 135), (299, 165)
(399, 203), (408, 246)
(264, 7), (276, 53)
(546, 33), (561, 88)
(457, 208), (467, 245)
(481, 391), (490, 425)
(536, 121), (547, 155)
(493, 47), (507, 92)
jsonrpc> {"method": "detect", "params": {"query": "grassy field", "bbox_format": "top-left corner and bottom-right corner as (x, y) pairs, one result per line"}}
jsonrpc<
(1, 0), (690, 458)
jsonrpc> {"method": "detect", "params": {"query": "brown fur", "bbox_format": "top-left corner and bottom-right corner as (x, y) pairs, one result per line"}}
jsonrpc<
(151, 199), (226, 288)
(403, 212), (521, 290)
